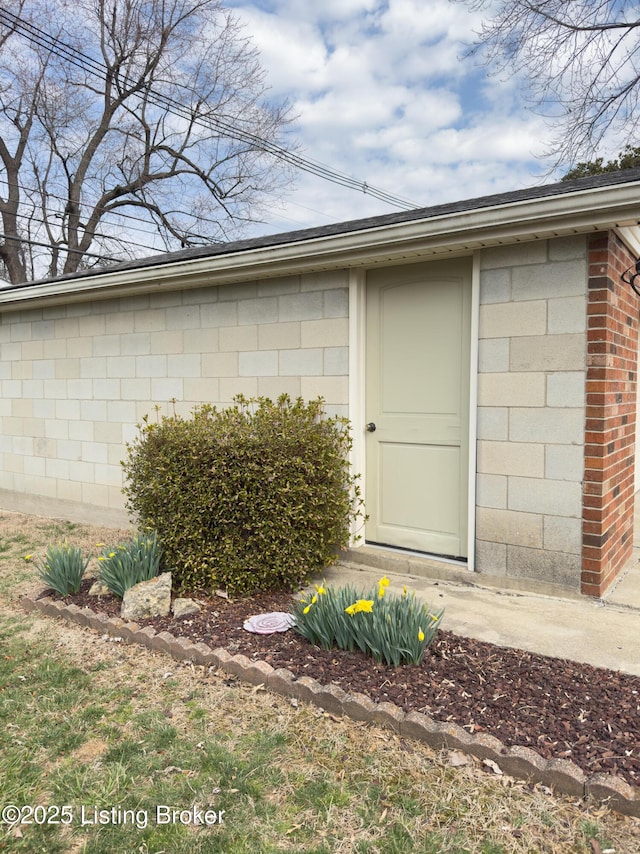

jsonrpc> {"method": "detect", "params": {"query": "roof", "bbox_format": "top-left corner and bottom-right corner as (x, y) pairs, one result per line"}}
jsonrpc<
(2, 168), (640, 308)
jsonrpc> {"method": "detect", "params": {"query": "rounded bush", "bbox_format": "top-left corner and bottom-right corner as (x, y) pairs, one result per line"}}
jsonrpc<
(121, 395), (364, 596)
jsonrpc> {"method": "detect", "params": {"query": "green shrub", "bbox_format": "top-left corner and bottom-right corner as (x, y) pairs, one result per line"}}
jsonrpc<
(121, 395), (364, 596)
(98, 530), (162, 598)
(291, 577), (443, 666)
(28, 544), (89, 596)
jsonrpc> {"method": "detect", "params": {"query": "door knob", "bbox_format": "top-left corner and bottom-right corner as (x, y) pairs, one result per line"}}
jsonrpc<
(366, 422), (377, 432)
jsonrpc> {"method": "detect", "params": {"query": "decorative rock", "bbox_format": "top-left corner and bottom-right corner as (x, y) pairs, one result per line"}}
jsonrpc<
(542, 758), (586, 798)
(172, 598), (201, 618)
(372, 701), (405, 732)
(88, 579), (111, 596)
(121, 572), (171, 621)
(243, 612), (295, 634)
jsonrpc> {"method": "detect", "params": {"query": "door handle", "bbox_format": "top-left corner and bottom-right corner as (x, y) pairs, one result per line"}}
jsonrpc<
(366, 422), (377, 432)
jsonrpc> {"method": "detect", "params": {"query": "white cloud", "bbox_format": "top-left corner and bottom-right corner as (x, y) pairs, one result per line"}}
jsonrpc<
(226, 0), (558, 235)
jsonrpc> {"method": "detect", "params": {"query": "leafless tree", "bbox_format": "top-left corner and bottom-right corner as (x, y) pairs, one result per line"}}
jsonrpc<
(454, 1), (640, 168)
(0, 0), (294, 283)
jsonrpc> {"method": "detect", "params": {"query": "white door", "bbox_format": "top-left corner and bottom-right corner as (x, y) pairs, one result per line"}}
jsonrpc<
(365, 259), (471, 558)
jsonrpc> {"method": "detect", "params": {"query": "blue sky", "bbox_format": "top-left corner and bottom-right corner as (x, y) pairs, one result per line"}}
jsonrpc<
(226, 0), (560, 236)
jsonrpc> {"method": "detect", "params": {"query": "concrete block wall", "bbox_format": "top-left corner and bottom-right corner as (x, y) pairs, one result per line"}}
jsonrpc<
(476, 236), (588, 589)
(0, 271), (349, 520)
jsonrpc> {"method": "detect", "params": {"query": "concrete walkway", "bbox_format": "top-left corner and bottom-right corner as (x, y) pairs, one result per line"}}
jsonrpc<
(312, 545), (640, 677)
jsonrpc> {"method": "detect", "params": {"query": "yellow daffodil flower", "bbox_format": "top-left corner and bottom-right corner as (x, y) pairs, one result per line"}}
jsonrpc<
(24, 554), (33, 561)
(303, 605), (311, 614)
(314, 583), (327, 595)
(345, 599), (374, 615)
(418, 628), (425, 642)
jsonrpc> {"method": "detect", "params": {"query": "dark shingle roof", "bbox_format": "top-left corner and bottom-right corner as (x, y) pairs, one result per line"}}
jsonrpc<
(8, 167), (640, 288)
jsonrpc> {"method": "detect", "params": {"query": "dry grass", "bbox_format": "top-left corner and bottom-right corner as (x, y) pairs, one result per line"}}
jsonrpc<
(1, 509), (640, 853)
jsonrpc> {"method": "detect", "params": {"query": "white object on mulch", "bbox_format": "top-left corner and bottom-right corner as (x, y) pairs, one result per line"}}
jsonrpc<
(243, 612), (296, 634)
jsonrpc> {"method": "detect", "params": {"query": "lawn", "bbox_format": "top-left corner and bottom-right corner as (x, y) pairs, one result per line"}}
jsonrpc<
(1, 510), (639, 853)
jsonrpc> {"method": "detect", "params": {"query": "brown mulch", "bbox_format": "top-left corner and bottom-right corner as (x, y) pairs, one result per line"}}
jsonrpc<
(50, 580), (640, 789)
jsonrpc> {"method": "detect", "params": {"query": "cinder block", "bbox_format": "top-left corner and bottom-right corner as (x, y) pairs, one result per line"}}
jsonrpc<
(166, 305), (200, 330)
(300, 376), (348, 405)
(506, 545), (581, 588)
(201, 353), (238, 378)
(544, 444), (584, 482)
(135, 355), (167, 378)
(151, 378), (183, 401)
(167, 354), (202, 378)
(509, 476), (582, 517)
(479, 268), (511, 304)
(258, 276), (300, 296)
(509, 407), (584, 444)
(476, 507), (544, 549)
(200, 302), (237, 328)
(512, 261), (586, 300)
(301, 271), (348, 292)
(134, 308), (167, 333)
(548, 235), (586, 261)
(475, 539), (507, 575)
(478, 338), (510, 373)
(301, 318), (348, 348)
(477, 440), (544, 478)
(510, 334), (585, 372)
(480, 301), (546, 338)
(324, 347), (349, 376)
(547, 296), (586, 334)
(120, 333), (151, 356)
(481, 242), (548, 270)
(478, 372), (545, 407)
(220, 325), (258, 352)
(476, 473), (507, 509)
(238, 297), (279, 325)
(543, 516), (582, 555)
(150, 330), (183, 355)
(239, 350), (278, 377)
(323, 288), (349, 317)
(546, 371), (585, 408)
(258, 322), (300, 350)
(93, 334), (122, 357)
(279, 349), (323, 376)
(278, 292), (323, 321)
(107, 356), (136, 379)
(477, 407), (508, 441)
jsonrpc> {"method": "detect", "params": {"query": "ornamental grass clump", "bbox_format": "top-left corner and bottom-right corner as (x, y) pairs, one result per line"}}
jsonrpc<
(27, 543), (89, 596)
(98, 530), (162, 599)
(291, 577), (443, 667)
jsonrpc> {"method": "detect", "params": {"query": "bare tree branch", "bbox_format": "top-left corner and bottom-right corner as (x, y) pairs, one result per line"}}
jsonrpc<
(0, 0), (294, 282)
(454, 0), (640, 168)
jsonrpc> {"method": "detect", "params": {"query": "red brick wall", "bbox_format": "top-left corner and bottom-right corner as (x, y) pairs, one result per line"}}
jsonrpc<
(583, 232), (639, 596)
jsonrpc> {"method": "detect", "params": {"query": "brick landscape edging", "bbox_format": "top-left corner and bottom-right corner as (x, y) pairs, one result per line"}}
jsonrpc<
(22, 594), (640, 817)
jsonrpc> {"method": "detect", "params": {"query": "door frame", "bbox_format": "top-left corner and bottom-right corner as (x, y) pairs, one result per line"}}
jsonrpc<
(348, 253), (480, 570)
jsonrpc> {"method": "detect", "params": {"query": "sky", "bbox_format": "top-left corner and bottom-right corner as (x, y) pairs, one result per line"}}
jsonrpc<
(225, 0), (561, 237)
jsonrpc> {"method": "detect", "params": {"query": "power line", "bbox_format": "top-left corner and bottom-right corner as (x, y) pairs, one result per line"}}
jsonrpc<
(0, 8), (419, 211)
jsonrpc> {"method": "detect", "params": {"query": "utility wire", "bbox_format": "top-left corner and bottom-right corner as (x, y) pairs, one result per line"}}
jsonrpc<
(0, 8), (419, 211)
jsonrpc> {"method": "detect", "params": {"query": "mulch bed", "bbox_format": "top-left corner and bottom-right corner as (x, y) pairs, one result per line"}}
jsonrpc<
(51, 580), (640, 789)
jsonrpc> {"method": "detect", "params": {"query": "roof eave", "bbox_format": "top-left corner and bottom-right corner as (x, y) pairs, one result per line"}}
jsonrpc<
(1, 180), (639, 311)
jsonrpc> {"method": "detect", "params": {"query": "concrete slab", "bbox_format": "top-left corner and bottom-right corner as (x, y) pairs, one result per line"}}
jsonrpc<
(307, 560), (640, 677)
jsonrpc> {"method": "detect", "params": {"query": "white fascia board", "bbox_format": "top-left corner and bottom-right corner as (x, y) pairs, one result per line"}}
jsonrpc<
(1, 180), (639, 311)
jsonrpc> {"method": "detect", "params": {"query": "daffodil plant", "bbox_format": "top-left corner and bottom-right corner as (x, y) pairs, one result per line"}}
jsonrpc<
(27, 543), (89, 596)
(291, 576), (443, 666)
(97, 530), (162, 598)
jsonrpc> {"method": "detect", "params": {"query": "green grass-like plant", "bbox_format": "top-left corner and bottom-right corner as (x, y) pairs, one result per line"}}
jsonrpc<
(291, 577), (444, 666)
(28, 543), (89, 596)
(98, 530), (162, 598)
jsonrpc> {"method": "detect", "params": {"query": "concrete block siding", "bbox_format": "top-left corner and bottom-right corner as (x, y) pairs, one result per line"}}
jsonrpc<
(476, 236), (588, 589)
(0, 271), (349, 518)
